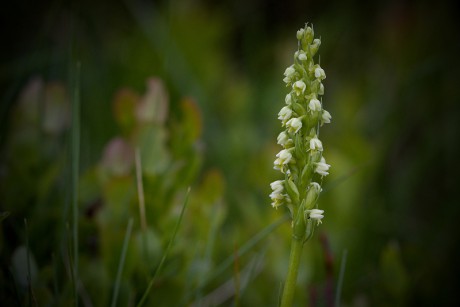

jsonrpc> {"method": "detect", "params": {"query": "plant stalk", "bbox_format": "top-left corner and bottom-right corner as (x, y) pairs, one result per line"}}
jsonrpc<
(281, 236), (304, 307)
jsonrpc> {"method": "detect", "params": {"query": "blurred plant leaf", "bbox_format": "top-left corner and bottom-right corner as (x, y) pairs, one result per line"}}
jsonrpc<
(136, 78), (169, 125)
(113, 88), (139, 134)
(380, 241), (409, 301)
(137, 125), (170, 176)
(11, 245), (38, 288)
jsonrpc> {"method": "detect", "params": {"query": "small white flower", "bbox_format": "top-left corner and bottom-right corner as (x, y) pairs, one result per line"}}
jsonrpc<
(308, 209), (324, 225)
(278, 106), (292, 124)
(315, 67), (326, 80)
(286, 117), (302, 134)
(269, 180), (285, 206)
(308, 99), (322, 112)
(315, 157), (330, 176)
(293, 80), (306, 96)
(285, 93), (292, 105)
(296, 28), (305, 40)
(277, 131), (290, 146)
(273, 149), (293, 172)
(283, 66), (296, 85)
(312, 38), (321, 46)
(318, 83), (324, 95)
(309, 136), (323, 151)
(271, 193), (291, 209)
(321, 110), (331, 125)
(284, 66), (295, 77)
(270, 180), (284, 194)
(276, 149), (293, 163)
(297, 51), (308, 61)
(305, 26), (314, 39)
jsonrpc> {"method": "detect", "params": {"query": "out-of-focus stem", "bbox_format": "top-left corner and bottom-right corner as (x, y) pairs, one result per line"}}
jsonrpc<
(281, 236), (304, 307)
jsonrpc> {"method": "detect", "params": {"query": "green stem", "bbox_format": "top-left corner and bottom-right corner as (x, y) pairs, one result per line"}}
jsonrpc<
(281, 236), (304, 307)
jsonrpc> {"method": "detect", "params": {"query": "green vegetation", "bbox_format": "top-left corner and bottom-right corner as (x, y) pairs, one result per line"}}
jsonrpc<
(1, 1), (459, 306)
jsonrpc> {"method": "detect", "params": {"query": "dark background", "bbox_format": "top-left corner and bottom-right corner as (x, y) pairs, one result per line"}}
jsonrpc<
(1, 0), (460, 305)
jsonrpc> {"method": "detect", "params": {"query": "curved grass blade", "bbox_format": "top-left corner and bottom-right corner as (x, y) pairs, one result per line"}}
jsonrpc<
(136, 187), (191, 307)
(334, 249), (348, 307)
(70, 61), (81, 306)
(111, 218), (134, 307)
(201, 213), (289, 289)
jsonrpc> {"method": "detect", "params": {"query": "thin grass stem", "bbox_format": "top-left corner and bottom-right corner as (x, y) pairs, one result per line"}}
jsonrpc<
(111, 218), (134, 307)
(71, 61), (81, 307)
(136, 187), (191, 307)
(203, 214), (289, 288)
(334, 249), (348, 307)
(135, 148), (147, 231)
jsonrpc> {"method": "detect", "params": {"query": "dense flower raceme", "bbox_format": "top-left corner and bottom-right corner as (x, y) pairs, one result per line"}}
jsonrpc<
(270, 24), (331, 230)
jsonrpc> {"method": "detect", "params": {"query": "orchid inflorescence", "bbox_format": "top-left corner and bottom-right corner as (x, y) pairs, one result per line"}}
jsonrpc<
(270, 24), (331, 236)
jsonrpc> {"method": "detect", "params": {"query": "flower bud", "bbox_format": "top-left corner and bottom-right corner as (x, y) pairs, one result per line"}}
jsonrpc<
(285, 93), (292, 105)
(286, 178), (300, 203)
(304, 26), (314, 44)
(310, 38), (321, 56)
(305, 182), (322, 208)
(297, 51), (308, 61)
(296, 28), (305, 40)
(318, 83), (324, 95)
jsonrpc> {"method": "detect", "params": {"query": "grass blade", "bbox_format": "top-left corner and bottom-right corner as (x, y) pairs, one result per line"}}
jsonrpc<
(135, 148), (147, 231)
(334, 249), (348, 307)
(24, 219), (37, 306)
(192, 201), (222, 303)
(136, 187), (191, 307)
(192, 252), (265, 307)
(111, 218), (134, 307)
(70, 61), (81, 306)
(202, 213), (289, 288)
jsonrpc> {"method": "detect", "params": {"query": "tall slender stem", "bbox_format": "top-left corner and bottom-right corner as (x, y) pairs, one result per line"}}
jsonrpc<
(281, 237), (304, 307)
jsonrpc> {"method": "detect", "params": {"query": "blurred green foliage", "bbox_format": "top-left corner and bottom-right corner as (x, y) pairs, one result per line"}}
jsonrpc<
(1, 0), (460, 306)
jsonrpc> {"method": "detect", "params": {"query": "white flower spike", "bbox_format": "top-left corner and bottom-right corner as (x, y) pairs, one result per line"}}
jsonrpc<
(273, 24), (332, 307)
(271, 24), (331, 237)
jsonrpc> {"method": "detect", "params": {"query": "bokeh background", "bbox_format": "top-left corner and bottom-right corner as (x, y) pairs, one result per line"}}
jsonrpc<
(1, 0), (460, 306)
